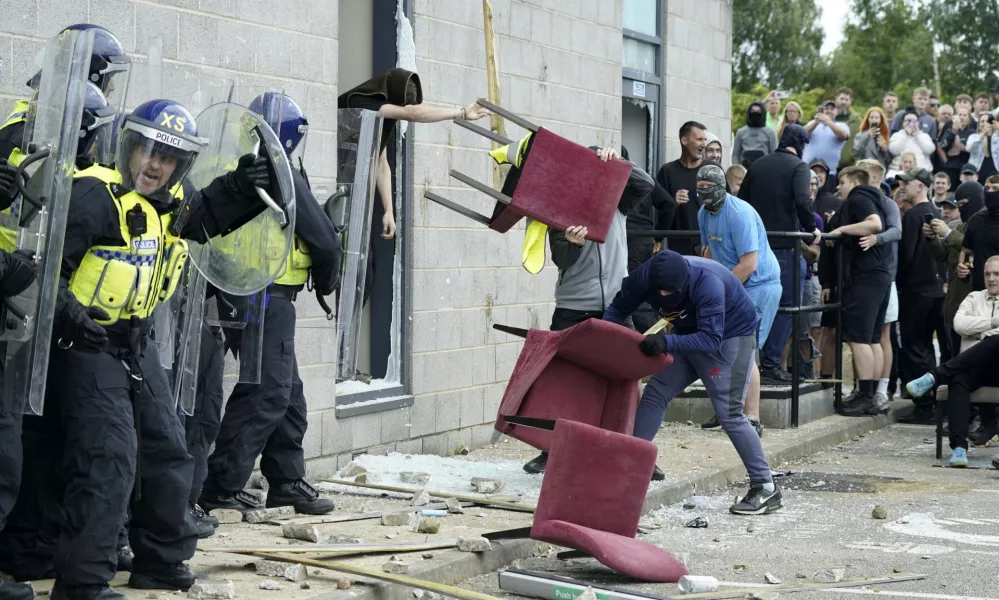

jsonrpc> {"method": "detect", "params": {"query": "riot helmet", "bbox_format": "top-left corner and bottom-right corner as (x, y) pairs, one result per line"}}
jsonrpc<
(248, 92), (308, 156)
(77, 81), (116, 167)
(29, 24), (130, 98)
(116, 99), (204, 205)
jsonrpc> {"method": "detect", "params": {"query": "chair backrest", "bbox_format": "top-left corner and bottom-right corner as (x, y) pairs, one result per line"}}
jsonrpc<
(534, 419), (658, 538)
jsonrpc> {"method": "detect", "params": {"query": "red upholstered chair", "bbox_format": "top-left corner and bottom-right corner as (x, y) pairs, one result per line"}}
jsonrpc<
(531, 419), (689, 582)
(423, 101), (632, 243)
(494, 319), (673, 452)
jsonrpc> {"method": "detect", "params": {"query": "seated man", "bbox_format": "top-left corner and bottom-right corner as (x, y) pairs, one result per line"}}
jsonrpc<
(906, 255), (999, 466)
(695, 163), (781, 437)
(603, 251), (782, 515)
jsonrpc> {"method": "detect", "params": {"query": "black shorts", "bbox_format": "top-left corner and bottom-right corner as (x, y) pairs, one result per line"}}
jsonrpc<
(841, 280), (891, 344)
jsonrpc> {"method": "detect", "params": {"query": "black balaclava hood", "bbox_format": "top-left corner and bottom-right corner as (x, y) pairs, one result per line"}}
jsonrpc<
(746, 101), (766, 128)
(647, 250), (691, 310)
(955, 180), (985, 222)
(337, 68), (422, 108)
(986, 189), (999, 219)
(779, 124), (810, 156)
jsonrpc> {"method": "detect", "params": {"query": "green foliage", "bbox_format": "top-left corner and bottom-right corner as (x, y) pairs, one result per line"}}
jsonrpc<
(925, 0), (999, 100)
(731, 83), (827, 131)
(732, 0), (826, 93)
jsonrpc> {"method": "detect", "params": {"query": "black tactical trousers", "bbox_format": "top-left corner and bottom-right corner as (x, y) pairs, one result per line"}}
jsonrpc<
(0, 410), (21, 531)
(38, 345), (195, 585)
(182, 323), (225, 505)
(205, 296), (307, 493)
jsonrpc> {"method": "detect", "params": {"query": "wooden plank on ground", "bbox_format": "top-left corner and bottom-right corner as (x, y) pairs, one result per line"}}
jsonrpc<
(322, 479), (536, 513)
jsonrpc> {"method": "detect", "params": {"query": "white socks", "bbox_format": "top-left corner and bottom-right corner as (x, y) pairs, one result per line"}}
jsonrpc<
(877, 379), (889, 395)
(762, 482), (776, 492)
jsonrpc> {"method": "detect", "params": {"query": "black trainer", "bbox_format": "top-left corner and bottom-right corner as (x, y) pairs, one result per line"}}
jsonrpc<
(266, 479), (334, 515)
(198, 489), (263, 516)
(189, 505), (215, 539)
(523, 452), (548, 474)
(973, 421), (999, 446)
(839, 394), (879, 417)
(195, 504), (219, 528)
(51, 582), (125, 600)
(760, 367), (792, 385)
(0, 580), (36, 600)
(701, 416), (721, 430)
(128, 563), (197, 591)
(115, 546), (133, 572)
(730, 484), (782, 515)
(651, 465), (665, 481)
(992, 457), (999, 470)
(898, 405), (935, 425)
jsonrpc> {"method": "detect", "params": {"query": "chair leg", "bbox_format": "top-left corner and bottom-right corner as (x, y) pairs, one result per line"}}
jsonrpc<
(935, 401), (943, 460)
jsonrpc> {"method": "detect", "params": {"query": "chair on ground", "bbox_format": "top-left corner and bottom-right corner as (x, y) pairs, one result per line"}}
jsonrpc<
(934, 385), (999, 459)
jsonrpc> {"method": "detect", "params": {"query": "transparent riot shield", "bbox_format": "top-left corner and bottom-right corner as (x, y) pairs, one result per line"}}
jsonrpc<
(0, 29), (94, 415)
(172, 264), (208, 415)
(207, 289), (266, 385)
(185, 103), (297, 296)
(334, 109), (383, 381)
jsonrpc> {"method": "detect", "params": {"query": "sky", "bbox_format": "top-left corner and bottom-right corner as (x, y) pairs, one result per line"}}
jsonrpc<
(817, 0), (850, 55)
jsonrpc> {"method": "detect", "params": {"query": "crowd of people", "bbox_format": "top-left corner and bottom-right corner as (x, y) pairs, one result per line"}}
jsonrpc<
(630, 85), (999, 469)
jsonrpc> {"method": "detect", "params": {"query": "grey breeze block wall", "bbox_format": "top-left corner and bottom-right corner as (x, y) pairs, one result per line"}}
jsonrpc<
(662, 0), (732, 164)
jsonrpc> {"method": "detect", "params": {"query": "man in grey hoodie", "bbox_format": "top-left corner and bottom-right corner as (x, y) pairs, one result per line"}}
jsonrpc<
(521, 146), (656, 474)
(733, 102), (778, 168)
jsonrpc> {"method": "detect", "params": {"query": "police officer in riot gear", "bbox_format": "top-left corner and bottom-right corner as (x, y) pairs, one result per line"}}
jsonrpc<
(38, 98), (273, 600)
(200, 92), (342, 516)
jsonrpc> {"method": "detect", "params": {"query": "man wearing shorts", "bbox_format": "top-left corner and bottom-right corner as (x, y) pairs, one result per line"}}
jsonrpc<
(825, 167), (893, 416)
(695, 163), (781, 437)
(604, 251), (783, 515)
(855, 159), (901, 413)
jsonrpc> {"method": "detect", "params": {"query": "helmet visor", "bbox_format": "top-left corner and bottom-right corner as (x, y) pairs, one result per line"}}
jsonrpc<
(116, 124), (200, 203)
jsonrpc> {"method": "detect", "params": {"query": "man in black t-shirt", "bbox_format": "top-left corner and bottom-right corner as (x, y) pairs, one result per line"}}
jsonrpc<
(656, 121), (706, 257)
(895, 169), (947, 424)
(826, 167), (892, 416)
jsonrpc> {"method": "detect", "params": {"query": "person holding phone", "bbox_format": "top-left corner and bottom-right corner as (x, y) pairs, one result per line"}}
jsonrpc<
(894, 169), (947, 425)
(967, 113), (999, 182)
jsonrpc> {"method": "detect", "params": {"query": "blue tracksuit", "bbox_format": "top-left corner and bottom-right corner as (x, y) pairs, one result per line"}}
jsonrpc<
(603, 251), (772, 484)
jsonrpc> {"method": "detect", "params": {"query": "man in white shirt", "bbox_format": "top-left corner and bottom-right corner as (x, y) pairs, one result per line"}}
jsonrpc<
(803, 101), (850, 180)
(906, 255), (999, 466)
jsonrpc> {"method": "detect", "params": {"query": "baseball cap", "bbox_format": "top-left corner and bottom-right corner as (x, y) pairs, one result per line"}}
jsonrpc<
(897, 168), (933, 187)
(960, 162), (979, 175)
(936, 194), (957, 208)
(822, 100), (836, 108)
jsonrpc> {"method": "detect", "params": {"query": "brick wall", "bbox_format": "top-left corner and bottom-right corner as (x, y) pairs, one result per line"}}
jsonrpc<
(662, 0), (733, 164)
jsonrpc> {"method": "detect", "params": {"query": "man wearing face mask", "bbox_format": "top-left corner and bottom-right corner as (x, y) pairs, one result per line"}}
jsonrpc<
(961, 178), (999, 291)
(603, 250), (782, 515)
(927, 180), (985, 354)
(732, 102), (778, 169)
(695, 163), (781, 437)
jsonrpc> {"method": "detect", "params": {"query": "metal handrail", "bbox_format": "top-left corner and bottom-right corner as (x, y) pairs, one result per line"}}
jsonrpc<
(628, 229), (847, 427)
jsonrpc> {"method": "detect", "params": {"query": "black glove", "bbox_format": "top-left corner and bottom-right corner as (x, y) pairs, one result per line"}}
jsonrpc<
(0, 158), (19, 212)
(227, 153), (273, 199)
(0, 250), (36, 297)
(639, 334), (667, 356)
(55, 288), (110, 351)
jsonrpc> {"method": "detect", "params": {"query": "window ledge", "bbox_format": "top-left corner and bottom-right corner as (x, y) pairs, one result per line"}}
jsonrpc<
(335, 384), (413, 418)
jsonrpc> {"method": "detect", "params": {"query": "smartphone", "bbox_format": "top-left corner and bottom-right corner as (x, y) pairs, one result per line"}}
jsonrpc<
(922, 213), (934, 226)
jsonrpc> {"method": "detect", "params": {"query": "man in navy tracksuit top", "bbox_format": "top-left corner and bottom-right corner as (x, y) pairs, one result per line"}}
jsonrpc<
(603, 250), (783, 515)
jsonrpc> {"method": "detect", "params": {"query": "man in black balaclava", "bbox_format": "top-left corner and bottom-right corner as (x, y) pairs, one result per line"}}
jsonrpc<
(732, 101), (778, 168)
(961, 177), (999, 291)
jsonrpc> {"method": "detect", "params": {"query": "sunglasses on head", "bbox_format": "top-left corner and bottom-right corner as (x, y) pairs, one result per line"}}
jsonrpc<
(930, 103), (940, 108)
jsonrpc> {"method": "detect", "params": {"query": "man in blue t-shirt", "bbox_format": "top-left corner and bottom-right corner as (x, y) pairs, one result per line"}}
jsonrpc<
(604, 251), (782, 516)
(695, 163), (782, 436)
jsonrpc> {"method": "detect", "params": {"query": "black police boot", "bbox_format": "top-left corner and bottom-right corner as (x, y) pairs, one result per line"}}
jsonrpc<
(51, 582), (125, 600)
(194, 504), (219, 528)
(115, 545), (133, 572)
(265, 479), (334, 515)
(189, 505), (215, 539)
(198, 489), (263, 517)
(128, 563), (197, 592)
(522, 452), (548, 474)
(0, 580), (35, 600)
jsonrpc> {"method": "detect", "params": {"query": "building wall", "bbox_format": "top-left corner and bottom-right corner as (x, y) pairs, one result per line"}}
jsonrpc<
(662, 0), (733, 163)
(0, 0), (733, 478)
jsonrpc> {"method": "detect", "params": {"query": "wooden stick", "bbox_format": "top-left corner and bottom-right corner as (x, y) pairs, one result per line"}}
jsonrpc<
(482, 0), (507, 190)
(244, 551), (505, 600)
(277, 501), (475, 526)
(201, 540), (458, 556)
(676, 573), (928, 600)
(321, 479), (536, 513)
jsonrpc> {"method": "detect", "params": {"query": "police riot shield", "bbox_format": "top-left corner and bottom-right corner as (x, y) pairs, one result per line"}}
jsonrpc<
(333, 109), (383, 381)
(185, 103), (297, 296)
(207, 289), (266, 385)
(172, 264), (208, 415)
(0, 29), (95, 415)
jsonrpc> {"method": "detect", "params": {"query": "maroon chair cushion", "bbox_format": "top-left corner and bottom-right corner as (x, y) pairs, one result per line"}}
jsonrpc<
(495, 319), (672, 451)
(530, 420), (688, 583)
(488, 127), (633, 243)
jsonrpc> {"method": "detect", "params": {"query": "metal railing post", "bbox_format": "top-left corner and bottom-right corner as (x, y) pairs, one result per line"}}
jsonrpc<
(790, 240), (802, 427)
(835, 240), (845, 409)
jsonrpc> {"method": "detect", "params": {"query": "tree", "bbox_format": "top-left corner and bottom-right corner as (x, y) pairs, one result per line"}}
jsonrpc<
(925, 0), (999, 100)
(827, 0), (935, 110)
(732, 0), (826, 94)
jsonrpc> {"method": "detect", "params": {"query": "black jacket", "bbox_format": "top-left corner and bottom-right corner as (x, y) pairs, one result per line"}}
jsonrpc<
(737, 149), (815, 249)
(625, 181), (675, 246)
(290, 169), (342, 293)
(897, 200), (945, 297)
